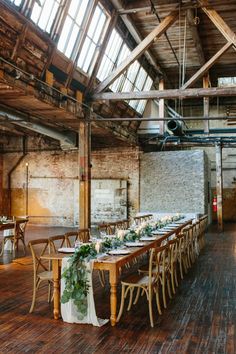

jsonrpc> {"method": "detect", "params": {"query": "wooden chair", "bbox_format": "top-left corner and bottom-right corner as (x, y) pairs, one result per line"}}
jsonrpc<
(0, 218), (28, 256)
(14, 218), (28, 255)
(168, 237), (179, 294)
(78, 228), (90, 243)
(28, 239), (53, 313)
(176, 232), (185, 280)
(49, 235), (66, 253)
(117, 244), (168, 327)
(64, 231), (79, 247)
(98, 223), (115, 236)
(199, 215), (208, 250)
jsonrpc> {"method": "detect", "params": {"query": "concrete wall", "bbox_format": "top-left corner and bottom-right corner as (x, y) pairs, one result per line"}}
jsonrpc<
(2, 147), (139, 226)
(140, 150), (209, 215)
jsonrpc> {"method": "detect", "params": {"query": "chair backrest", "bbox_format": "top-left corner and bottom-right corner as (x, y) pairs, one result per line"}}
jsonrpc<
(149, 244), (169, 286)
(78, 229), (90, 243)
(49, 235), (66, 253)
(64, 231), (79, 247)
(14, 218), (28, 241)
(98, 223), (114, 235)
(28, 239), (50, 277)
(168, 237), (179, 263)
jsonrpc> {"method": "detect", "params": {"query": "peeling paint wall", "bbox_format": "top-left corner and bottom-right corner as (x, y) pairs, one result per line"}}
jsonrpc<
(2, 146), (140, 226)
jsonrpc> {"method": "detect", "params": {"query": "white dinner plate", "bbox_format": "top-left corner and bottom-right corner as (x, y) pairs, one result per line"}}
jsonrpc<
(58, 247), (75, 253)
(125, 242), (145, 247)
(152, 231), (168, 235)
(140, 236), (157, 241)
(108, 249), (131, 255)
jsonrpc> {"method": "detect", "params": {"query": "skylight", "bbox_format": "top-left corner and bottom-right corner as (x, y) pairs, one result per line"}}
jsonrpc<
(77, 3), (109, 74)
(31, 0), (61, 33)
(57, 0), (89, 58)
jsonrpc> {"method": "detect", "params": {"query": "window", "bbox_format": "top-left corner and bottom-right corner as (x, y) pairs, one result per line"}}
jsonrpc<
(57, 0), (89, 58)
(218, 77), (236, 87)
(97, 29), (123, 81)
(31, 0), (61, 33)
(8, 0), (22, 6)
(77, 3), (109, 74)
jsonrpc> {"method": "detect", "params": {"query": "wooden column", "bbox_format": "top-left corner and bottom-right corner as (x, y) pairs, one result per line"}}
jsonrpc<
(79, 118), (91, 229)
(159, 79), (165, 135)
(203, 75), (210, 134)
(215, 142), (223, 232)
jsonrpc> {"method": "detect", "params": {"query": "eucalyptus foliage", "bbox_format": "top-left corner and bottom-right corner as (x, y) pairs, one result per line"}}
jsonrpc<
(61, 244), (97, 319)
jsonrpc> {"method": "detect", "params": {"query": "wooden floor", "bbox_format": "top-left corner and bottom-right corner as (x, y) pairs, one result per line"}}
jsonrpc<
(0, 224), (235, 353)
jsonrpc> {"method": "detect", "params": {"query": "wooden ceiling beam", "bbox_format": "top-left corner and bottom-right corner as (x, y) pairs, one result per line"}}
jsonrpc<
(92, 86), (236, 101)
(182, 41), (232, 89)
(198, 0), (236, 47)
(93, 8), (179, 94)
(186, 9), (205, 66)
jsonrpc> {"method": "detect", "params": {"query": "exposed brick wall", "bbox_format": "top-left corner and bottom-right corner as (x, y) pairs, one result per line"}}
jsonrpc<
(2, 146), (140, 225)
(0, 154), (3, 214)
(140, 150), (209, 215)
(91, 147), (140, 218)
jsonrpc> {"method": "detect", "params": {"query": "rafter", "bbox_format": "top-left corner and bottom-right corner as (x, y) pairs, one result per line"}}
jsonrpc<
(198, 0), (236, 47)
(93, 8), (179, 94)
(182, 41), (232, 89)
(92, 86), (236, 101)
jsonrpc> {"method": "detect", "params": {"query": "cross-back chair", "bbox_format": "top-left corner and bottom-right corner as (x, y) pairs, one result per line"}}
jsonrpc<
(117, 244), (169, 327)
(49, 234), (66, 253)
(28, 239), (53, 313)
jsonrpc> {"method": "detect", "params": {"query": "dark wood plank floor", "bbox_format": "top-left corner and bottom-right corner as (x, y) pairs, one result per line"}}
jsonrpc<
(0, 224), (235, 353)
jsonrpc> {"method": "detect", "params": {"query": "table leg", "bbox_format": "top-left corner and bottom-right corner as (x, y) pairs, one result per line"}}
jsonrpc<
(52, 259), (60, 320)
(109, 268), (118, 326)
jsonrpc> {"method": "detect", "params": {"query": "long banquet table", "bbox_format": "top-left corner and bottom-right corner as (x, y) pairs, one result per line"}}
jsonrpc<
(42, 219), (192, 326)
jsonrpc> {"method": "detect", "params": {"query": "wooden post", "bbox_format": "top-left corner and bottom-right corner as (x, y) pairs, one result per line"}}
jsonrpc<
(203, 75), (210, 134)
(215, 142), (223, 232)
(79, 115), (91, 229)
(159, 79), (165, 135)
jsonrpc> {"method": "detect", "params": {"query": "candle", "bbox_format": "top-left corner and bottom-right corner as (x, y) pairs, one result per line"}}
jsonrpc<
(95, 241), (101, 254)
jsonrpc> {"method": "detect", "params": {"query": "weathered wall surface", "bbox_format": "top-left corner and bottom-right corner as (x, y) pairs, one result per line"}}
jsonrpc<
(2, 147), (139, 226)
(140, 150), (209, 215)
(0, 154), (3, 215)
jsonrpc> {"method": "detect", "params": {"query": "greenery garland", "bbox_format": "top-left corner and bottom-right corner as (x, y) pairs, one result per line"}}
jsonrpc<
(61, 243), (97, 319)
(61, 214), (184, 317)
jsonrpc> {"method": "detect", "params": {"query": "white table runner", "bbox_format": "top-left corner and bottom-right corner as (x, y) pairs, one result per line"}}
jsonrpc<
(61, 257), (108, 327)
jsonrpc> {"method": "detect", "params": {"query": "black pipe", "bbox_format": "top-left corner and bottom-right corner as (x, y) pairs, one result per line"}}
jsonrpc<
(167, 120), (185, 136)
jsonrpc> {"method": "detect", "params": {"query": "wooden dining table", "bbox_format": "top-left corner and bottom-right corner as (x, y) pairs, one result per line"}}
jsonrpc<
(42, 219), (192, 326)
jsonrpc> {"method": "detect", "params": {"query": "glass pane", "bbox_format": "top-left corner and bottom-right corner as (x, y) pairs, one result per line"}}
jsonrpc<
(10, 0), (23, 5)
(76, 0), (89, 26)
(83, 42), (96, 72)
(110, 75), (124, 92)
(97, 57), (113, 81)
(135, 67), (148, 90)
(143, 76), (153, 90)
(77, 37), (90, 68)
(57, 17), (73, 53)
(65, 24), (80, 58)
(127, 61), (140, 84)
(93, 11), (106, 43)
(122, 79), (133, 92)
(46, 2), (60, 33)
(38, 1), (54, 30)
(69, 0), (80, 17)
(117, 44), (131, 65)
(31, 2), (41, 23)
(87, 7), (101, 39)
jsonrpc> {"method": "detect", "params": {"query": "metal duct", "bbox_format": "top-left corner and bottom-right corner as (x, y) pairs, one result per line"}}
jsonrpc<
(0, 107), (77, 150)
(167, 119), (185, 136)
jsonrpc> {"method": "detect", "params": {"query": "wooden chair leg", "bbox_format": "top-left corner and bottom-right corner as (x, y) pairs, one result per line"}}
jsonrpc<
(117, 284), (126, 322)
(148, 292), (154, 327)
(171, 269), (176, 294)
(162, 280), (167, 309)
(127, 288), (134, 311)
(133, 287), (141, 305)
(167, 277), (172, 299)
(155, 286), (162, 315)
